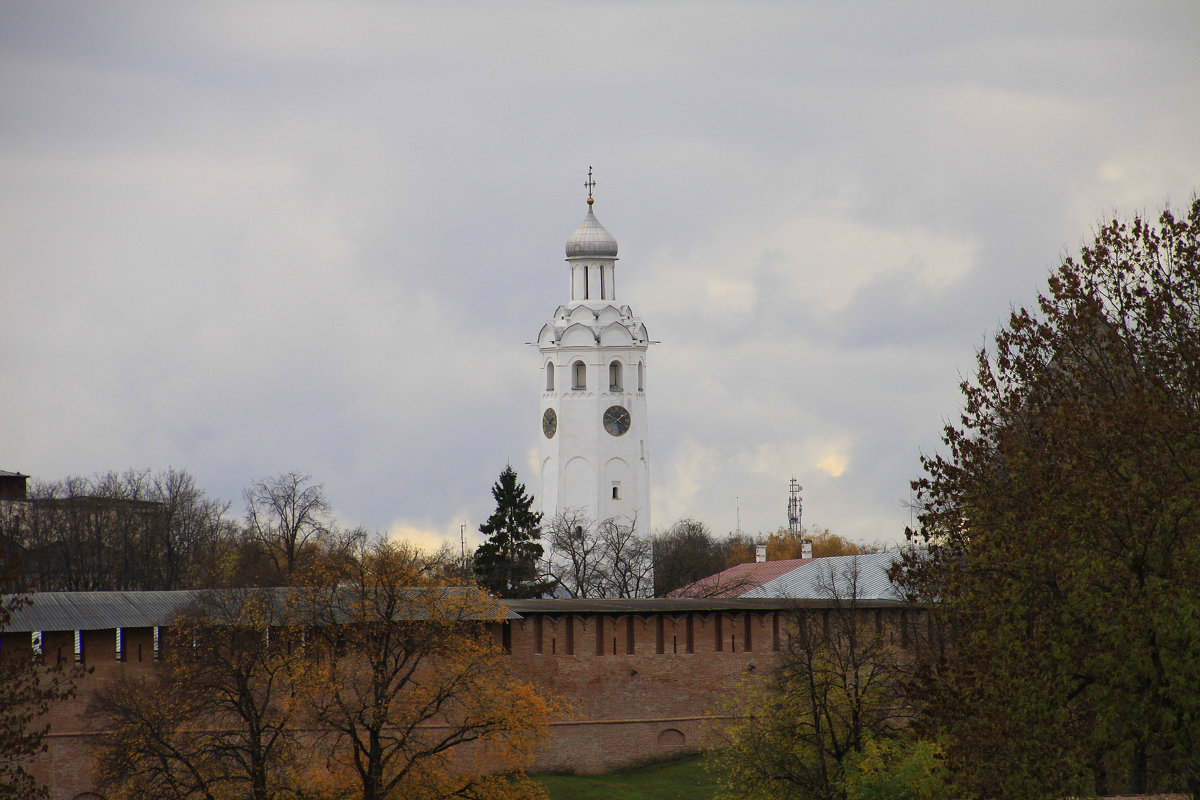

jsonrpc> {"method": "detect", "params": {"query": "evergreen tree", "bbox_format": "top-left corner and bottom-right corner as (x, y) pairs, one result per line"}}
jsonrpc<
(474, 467), (551, 598)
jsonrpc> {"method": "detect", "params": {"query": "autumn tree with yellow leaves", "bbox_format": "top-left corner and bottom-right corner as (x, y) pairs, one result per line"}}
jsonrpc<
(300, 541), (559, 800)
(92, 541), (559, 800)
(724, 527), (874, 568)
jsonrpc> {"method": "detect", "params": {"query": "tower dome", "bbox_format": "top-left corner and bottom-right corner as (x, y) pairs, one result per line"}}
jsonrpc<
(565, 206), (618, 259)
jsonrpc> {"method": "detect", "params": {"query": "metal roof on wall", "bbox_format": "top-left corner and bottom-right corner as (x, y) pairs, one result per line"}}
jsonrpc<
(0, 572), (915, 633)
(2, 588), (520, 632)
(501, 595), (905, 614)
(3, 591), (200, 632)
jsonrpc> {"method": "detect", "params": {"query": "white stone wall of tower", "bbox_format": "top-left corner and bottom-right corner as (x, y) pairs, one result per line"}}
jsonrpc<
(539, 339), (649, 526)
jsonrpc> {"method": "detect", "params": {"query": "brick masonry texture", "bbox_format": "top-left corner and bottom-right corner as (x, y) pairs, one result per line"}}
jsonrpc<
(511, 610), (782, 773)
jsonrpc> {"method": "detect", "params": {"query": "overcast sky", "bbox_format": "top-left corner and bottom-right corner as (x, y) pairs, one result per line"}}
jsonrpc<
(2, 2), (1198, 552)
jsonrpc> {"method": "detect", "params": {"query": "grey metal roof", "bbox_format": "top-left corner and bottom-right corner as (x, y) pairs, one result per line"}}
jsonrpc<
(1, 583), (912, 633)
(318, 586), (521, 623)
(3, 588), (520, 632)
(740, 553), (905, 601)
(3, 590), (201, 632)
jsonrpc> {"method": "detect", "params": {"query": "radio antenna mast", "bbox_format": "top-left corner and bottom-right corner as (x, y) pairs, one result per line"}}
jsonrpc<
(788, 477), (803, 535)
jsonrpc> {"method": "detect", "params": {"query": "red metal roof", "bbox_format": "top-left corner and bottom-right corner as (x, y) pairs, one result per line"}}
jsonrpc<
(667, 558), (814, 598)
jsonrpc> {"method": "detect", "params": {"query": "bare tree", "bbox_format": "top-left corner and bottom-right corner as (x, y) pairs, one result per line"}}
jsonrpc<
(596, 516), (653, 598)
(243, 471), (332, 581)
(14, 469), (231, 591)
(543, 510), (603, 598)
(542, 511), (653, 598)
(150, 469), (231, 589)
(652, 517), (728, 596)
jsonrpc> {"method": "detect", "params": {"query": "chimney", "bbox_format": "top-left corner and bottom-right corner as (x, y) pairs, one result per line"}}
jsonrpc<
(802, 539), (813, 559)
(755, 545), (767, 563)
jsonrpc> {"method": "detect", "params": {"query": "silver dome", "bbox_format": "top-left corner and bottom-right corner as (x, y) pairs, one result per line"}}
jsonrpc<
(565, 206), (618, 258)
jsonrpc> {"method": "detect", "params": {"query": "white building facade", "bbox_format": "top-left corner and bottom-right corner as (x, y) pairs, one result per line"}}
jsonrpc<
(536, 195), (651, 534)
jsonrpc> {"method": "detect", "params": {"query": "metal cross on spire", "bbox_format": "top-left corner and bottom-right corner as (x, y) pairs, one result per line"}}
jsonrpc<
(585, 166), (596, 205)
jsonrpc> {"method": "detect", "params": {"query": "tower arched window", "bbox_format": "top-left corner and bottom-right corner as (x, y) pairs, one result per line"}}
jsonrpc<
(572, 361), (586, 390)
(546, 362), (555, 391)
(638, 361), (645, 392)
(609, 361), (623, 391)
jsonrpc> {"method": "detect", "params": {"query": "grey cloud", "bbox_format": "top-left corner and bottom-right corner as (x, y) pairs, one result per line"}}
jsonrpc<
(2, 1), (1198, 547)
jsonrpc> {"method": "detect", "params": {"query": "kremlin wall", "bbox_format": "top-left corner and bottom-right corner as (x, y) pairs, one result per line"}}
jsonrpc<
(8, 592), (917, 800)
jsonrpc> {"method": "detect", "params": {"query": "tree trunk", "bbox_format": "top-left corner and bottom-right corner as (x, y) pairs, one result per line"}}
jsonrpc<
(1131, 737), (1148, 795)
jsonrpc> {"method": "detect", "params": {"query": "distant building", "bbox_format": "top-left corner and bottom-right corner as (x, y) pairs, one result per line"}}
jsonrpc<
(668, 556), (815, 598)
(1, 470), (32, 562)
(672, 552), (905, 602)
(0, 471), (168, 590)
(0, 469), (29, 500)
(536, 178), (652, 535)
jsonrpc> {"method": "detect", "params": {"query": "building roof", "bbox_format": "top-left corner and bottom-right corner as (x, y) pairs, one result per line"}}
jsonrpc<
(740, 552), (905, 602)
(669, 553), (907, 602)
(502, 595), (907, 614)
(3, 591), (200, 632)
(2, 588), (520, 632)
(0, 563), (917, 635)
(668, 558), (814, 598)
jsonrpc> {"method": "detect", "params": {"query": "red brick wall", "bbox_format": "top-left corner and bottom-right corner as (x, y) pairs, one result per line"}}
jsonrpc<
(17, 606), (916, 797)
(504, 610), (782, 773)
(8, 626), (162, 800)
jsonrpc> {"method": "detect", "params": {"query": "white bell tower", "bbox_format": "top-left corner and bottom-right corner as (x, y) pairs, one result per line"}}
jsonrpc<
(536, 170), (651, 535)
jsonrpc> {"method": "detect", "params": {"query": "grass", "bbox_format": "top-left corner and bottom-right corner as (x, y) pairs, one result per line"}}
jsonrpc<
(533, 754), (721, 800)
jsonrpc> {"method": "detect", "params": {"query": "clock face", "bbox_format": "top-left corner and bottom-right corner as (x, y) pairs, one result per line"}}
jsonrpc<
(542, 408), (557, 439)
(603, 405), (631, 436)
